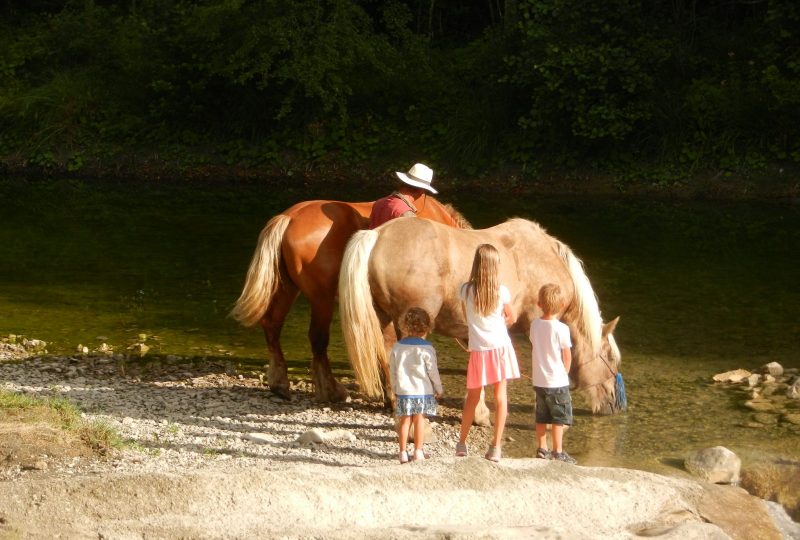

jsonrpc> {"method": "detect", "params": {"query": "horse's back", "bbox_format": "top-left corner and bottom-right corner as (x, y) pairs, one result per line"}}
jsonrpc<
(367, 218), (482, 332)
(281, 200), (372, 295)
(367, 217), (575, 333)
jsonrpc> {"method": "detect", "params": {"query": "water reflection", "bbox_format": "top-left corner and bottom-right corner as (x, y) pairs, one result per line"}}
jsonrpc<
(0, 178), (798, 475)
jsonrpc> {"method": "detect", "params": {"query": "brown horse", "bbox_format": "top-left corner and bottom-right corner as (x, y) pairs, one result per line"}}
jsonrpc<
(230, 195), (470, 401)
(338, 217), (623, 415)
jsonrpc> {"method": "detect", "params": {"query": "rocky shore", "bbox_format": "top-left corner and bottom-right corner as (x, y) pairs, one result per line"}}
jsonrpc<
(1, 340), (799, 538)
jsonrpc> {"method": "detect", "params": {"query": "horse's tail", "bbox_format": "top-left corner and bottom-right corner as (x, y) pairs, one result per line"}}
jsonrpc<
(338, 229), (386, 400)
(229, 214), (291, 327)
(558, 242), (602, 353)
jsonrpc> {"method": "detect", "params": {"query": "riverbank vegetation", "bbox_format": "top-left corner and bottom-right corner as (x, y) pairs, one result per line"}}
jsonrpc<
(1, 1), (798, 192)
(0, 388), (121, 457)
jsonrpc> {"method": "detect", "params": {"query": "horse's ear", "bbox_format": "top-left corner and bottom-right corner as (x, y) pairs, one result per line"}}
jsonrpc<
(602, 316), (620, 337)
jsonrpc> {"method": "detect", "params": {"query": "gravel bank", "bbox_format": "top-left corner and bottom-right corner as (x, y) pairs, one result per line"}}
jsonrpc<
(0, 353), (489, 477)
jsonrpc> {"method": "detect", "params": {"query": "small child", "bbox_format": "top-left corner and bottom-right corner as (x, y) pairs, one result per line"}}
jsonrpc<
(529, 283), (577, 464)
(390, 307), (443, 463)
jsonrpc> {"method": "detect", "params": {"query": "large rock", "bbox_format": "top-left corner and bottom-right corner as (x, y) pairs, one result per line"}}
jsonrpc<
(713, 369), (751, 383)
(782, 412), (800, 425)
(760, 362), (784, 377)
(744, 399), (776, 412)
(0, 458), (781, 539)
(698, 483), (783, 540)
(787, 378), (800, 399)
(741, 462), (800, 522)
(685, 446), (741, 484)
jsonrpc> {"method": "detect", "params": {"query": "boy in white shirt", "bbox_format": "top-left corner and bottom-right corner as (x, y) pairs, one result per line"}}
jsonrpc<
(529, 283), (577, 464)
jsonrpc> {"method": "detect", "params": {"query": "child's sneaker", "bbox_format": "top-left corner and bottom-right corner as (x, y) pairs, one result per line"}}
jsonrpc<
(455, 441), (468, 457)
(484, 446), (501, 462)
(536, 447), (552, 460)
(399, 451), (409, 464)
(413, 449), (426, 461)
(553, 451), (577, 464)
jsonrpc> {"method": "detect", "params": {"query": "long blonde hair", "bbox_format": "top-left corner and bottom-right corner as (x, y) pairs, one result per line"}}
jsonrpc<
(466, 244), (501, 317)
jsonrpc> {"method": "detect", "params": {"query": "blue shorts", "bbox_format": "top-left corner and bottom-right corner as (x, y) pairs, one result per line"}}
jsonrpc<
(534, 386), (573, 426)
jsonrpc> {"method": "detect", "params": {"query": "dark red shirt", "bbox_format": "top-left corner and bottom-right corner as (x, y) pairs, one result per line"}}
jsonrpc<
(369, 194), (416, 229)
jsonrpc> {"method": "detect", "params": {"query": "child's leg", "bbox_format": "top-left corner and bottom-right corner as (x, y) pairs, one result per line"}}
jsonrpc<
(490, 379), (508, 447)
(458, 387), (483, 443)
(412, 413), (425, 450)
(397, 415), (411, 453)
(535, 423), (548, 450)
(551, 423), (564, 453)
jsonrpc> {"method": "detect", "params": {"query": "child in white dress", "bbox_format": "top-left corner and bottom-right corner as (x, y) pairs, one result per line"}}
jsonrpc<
(390, 307), (443, 463)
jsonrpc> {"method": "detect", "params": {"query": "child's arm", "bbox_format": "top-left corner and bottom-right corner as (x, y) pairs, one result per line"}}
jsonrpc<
(561, 346), (572, 374)
(389, 348), (400, 395)
(500, 285), (515, 325)
(503, 303), (515, 325)
(426, 349), (444, 398)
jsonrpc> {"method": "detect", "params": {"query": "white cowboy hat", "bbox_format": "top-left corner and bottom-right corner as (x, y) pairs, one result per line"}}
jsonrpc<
(395, 163), (437, 194)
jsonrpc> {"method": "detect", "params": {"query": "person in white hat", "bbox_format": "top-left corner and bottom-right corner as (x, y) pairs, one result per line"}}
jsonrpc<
(369, 163), (438, 229)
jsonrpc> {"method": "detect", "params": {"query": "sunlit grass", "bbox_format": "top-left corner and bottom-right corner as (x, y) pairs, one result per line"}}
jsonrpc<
(0, 389), (122, 454)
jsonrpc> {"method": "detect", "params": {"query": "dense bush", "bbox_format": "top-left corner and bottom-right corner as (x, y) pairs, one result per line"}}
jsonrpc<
(1, 0), (797, 181)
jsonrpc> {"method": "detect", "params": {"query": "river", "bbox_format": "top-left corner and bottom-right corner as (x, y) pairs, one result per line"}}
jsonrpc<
(1, 176), (798, 476)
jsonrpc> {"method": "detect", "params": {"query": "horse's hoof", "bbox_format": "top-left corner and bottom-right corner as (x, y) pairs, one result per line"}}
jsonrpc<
(314, 386), (349, 403)
(270, 386), (292, 400)
(330, 383), (350, 403)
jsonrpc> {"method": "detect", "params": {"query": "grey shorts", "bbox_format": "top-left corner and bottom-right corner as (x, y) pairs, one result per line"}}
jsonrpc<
(534, 386), (573, 426)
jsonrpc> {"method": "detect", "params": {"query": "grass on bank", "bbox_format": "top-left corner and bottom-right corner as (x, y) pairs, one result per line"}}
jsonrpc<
(0, 388), (122, 454)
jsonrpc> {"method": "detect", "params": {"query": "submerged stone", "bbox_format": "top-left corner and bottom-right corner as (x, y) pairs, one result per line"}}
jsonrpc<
(761, 362), (784, 377)
(713, 369), (751, 383)
(685, 446), (741, 484)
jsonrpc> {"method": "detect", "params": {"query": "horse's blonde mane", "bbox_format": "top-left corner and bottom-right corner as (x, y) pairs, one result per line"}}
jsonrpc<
(499, 218), (603, 354)
(556, 240), (603, 354)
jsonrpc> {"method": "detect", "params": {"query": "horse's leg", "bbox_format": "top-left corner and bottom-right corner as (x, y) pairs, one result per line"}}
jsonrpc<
(258, 282), (299, 400)
(308, 294), (349, 402)
(379, 319), (399, 409)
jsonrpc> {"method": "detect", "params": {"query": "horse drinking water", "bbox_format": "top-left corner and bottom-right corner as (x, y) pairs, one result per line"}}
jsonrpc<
(338, 217), (623, 415)
(230, 196), (470, 401)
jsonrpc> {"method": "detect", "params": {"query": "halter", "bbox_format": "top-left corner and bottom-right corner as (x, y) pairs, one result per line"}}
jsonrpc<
(572, 347), (618, 391)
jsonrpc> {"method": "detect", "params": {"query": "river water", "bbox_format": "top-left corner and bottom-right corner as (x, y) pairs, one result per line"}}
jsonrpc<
(1, 177), (798, 477)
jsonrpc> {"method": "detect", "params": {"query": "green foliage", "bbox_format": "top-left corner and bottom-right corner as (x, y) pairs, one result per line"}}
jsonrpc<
(506, 0), (669, 158)
(1, 0), (799, 180)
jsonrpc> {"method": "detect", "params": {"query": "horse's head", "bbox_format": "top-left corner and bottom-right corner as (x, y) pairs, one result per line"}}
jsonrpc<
(573, 316), (622, 415)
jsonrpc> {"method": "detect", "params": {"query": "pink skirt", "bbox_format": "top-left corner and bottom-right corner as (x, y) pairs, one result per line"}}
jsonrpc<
(466, 345), (520, 389)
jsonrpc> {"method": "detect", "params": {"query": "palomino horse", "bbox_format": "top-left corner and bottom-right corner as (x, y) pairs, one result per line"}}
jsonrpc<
(230, 196), (470, 401)
(339, 217), (623, 415)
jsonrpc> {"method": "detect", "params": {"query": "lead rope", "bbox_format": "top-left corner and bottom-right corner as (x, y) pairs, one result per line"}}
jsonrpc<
(392, 192), (418, 213)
